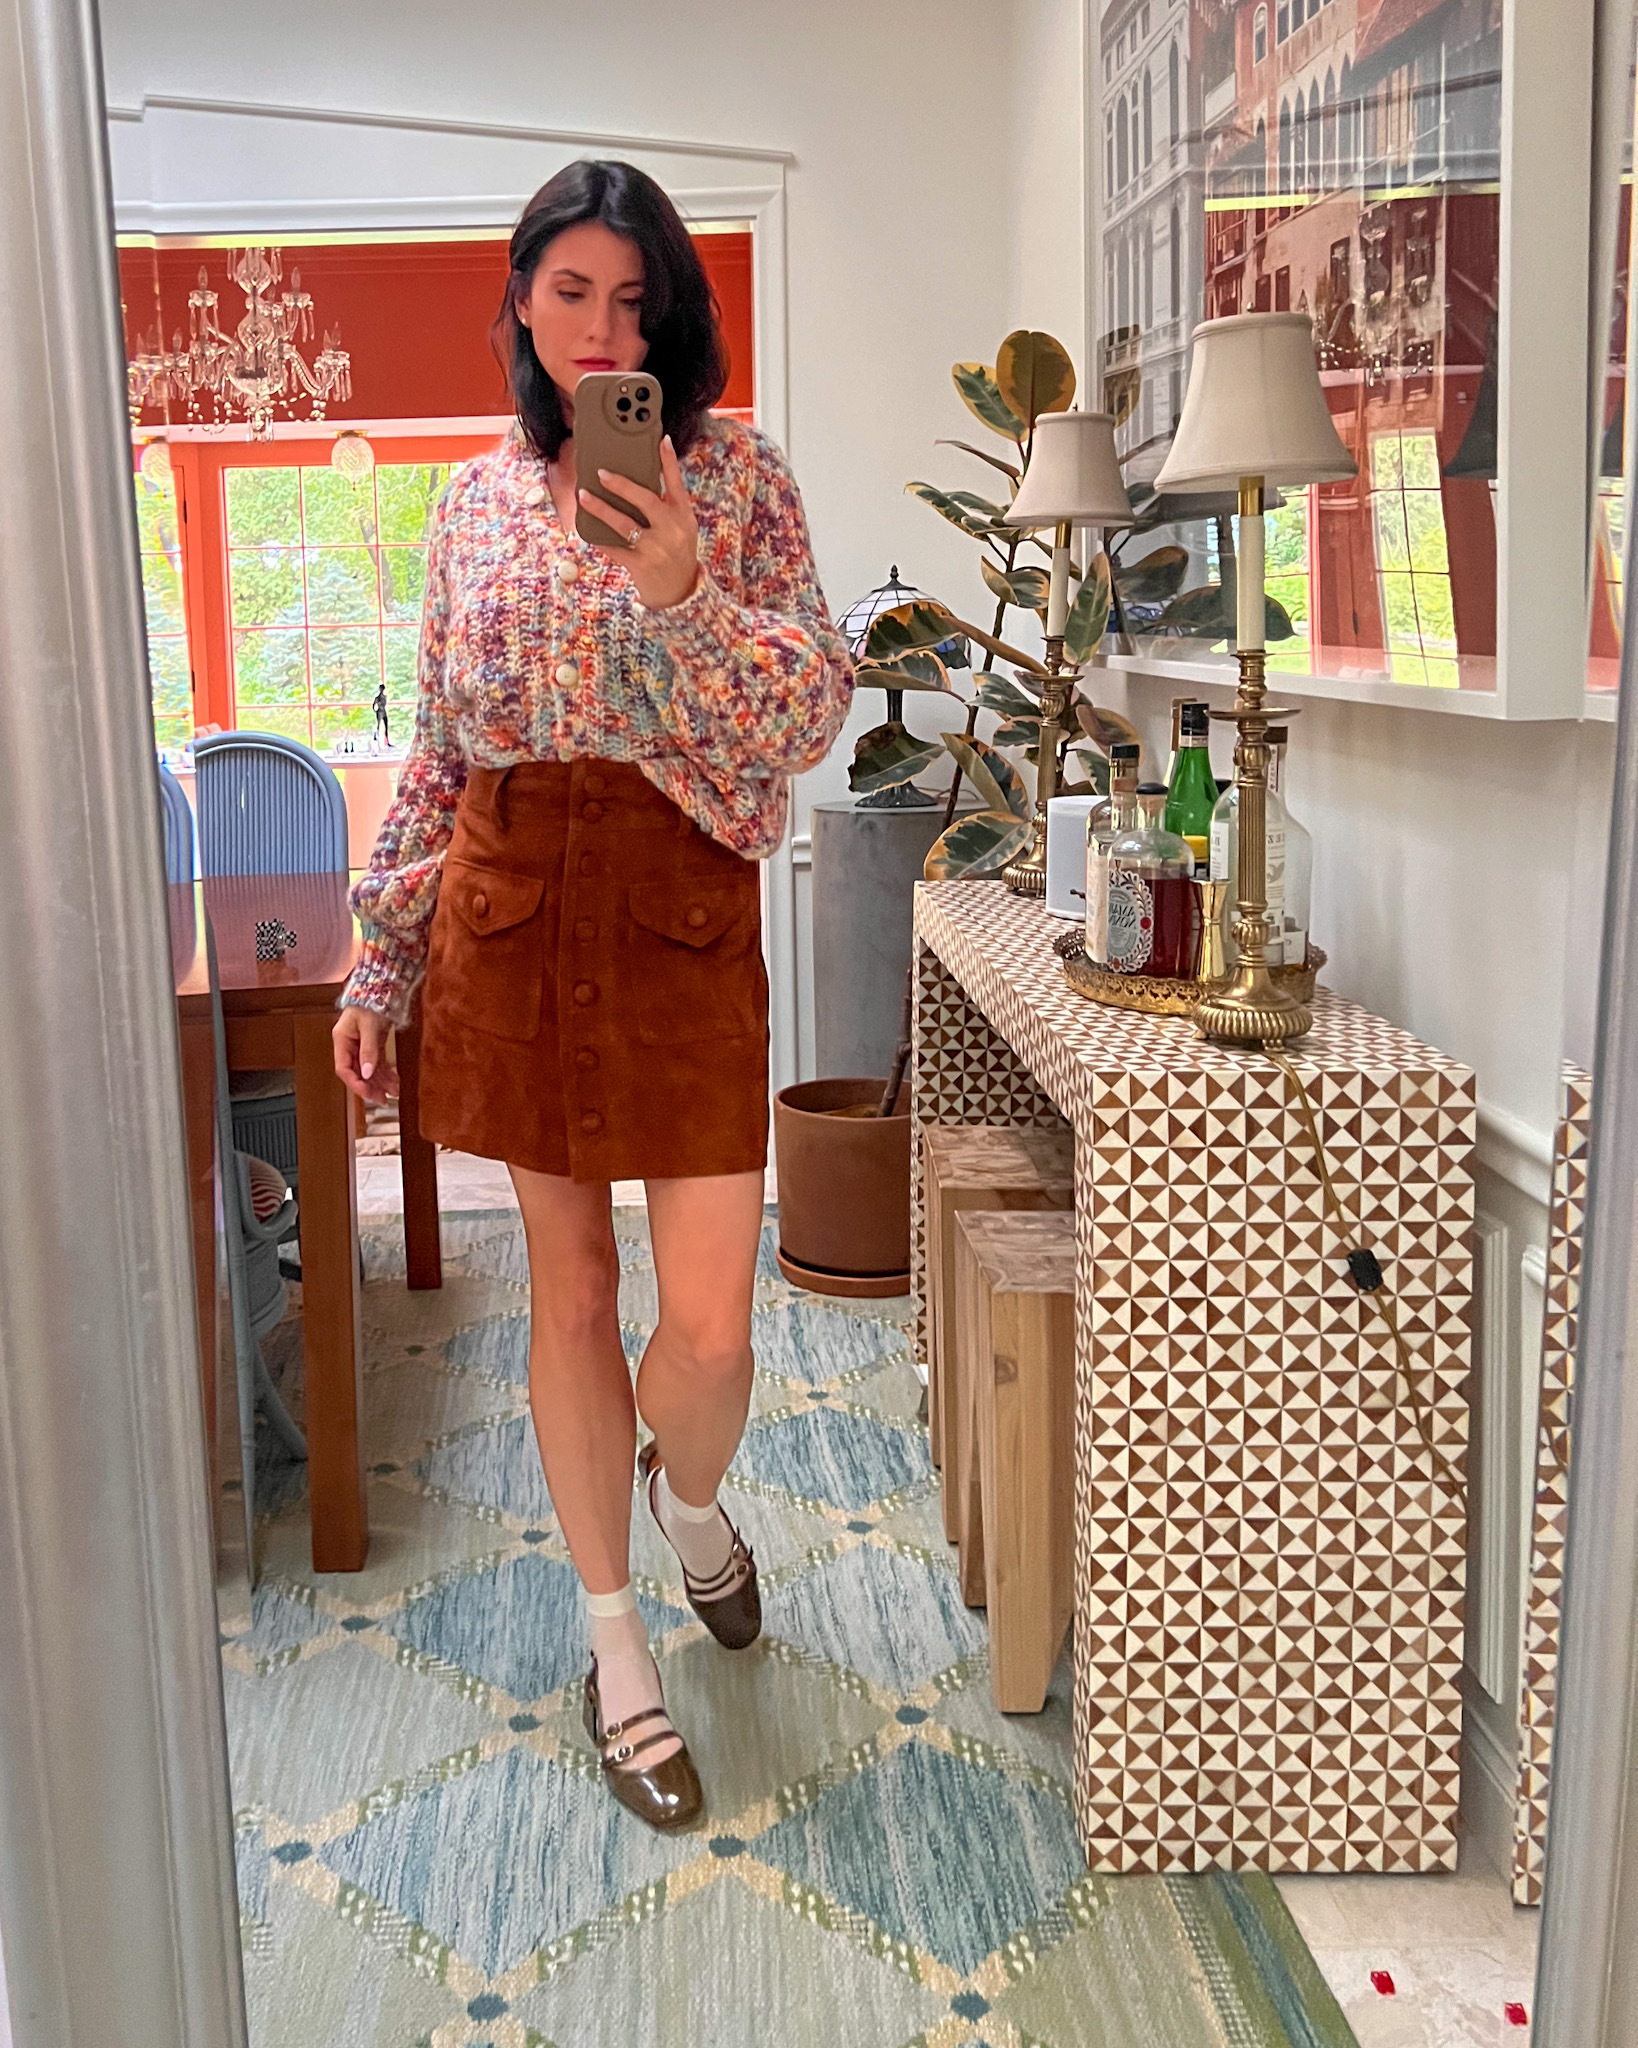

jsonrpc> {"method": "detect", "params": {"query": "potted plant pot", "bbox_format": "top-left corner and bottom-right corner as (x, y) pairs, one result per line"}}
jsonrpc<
(773, 1077), (911, 1297)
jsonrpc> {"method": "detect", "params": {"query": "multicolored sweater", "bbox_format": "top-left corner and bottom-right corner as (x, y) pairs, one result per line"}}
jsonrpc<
(342, 416), (854, 1022)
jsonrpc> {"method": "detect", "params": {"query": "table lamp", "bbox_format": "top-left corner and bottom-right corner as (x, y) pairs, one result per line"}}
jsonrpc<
(1001, 409), (1133, 895)
(1153, 313), (1355, 1042)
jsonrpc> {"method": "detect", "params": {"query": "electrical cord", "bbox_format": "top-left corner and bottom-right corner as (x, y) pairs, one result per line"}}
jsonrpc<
(1264, 1045), (1464, 1497)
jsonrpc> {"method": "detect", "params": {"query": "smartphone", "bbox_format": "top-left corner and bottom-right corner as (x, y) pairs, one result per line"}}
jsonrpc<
(573, 370), (665, 549)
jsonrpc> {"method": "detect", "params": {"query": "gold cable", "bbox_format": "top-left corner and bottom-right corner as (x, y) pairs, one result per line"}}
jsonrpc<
(1264, 1046), (1463, 1496)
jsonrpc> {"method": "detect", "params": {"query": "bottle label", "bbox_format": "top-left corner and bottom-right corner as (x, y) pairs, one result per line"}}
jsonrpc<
(1210, 817), (1230, 884)
(1106, 873), (1152, 972)
(1183, 834), (1209, 867)
(1086, 846), (1111, 962)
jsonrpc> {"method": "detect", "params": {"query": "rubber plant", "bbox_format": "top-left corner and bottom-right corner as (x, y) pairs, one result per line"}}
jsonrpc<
(847, 328), (1138, 888)
(849, 331), (1140, 1115)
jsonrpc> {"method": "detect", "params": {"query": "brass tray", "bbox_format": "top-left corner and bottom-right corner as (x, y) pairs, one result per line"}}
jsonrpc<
(1052, 925), (1325, 1018)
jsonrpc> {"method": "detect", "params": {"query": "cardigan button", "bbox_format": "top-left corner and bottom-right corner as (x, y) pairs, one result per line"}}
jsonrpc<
(579, 1110), (604, 1136)
(558, 561), (580, 586)
(555, 660), (580, 686)
(685, 905), (709, 929)
(572, 982), (598, 1006)
(524, 484), (546, 507)
(575, 1047), (599, 1071)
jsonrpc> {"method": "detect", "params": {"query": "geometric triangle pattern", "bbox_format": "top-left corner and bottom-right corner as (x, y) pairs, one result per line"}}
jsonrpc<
(913, 880), (1476, 1876)
(1511, 1062), (1592, 1905)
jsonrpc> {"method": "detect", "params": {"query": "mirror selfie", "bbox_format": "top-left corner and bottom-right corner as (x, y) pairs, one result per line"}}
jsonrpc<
(4, 2), (1638, 2044)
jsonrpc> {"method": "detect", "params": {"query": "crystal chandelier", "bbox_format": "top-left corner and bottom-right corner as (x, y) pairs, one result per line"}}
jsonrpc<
(126, 246), (352, 441)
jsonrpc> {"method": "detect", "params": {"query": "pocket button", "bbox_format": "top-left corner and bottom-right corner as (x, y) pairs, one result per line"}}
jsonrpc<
(572, 982), (598, 1006)
(472, 892), (489, 919)
(686, 905), (708, 929)
(579, 1111), (604, 1135)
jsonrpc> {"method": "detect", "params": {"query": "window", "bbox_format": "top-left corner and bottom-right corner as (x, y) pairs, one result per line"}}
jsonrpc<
(1340, 57), (1355, 181)
(134, 453), (192, 751)
(1369, 429), (1458, 684)
(1142, 5), (1151, 31)
(1277, 0), (1290, 44)
(1279, 99), (1292, 191)
(1107, 112), (1116, 193)
(225, 459), (459, 749)
(1254, 5), (1267, 62)
(1256, 115), (1268, 193)
(1144, 221), (1155, 325)
(1265, 491), (1312, 654)
(1170, 204), (1182, 313)
(1143, 69), (1154, 165)
(1168, 42), (1180, 142)
(1323, 68), (1337, 188)
(1117, 97), (1130, 187)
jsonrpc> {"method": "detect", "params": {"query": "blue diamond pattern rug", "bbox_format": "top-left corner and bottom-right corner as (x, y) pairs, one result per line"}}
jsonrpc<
(227, 1207), (1358, 2048)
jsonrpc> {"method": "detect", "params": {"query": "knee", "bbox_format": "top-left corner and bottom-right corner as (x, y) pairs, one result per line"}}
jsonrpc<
(531, 1239), (621, 1344)
(642, 1318), (752, 1402)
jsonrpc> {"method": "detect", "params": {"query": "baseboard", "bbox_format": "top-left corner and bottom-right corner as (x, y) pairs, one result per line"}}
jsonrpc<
(1459, 1669), (1518, 1881)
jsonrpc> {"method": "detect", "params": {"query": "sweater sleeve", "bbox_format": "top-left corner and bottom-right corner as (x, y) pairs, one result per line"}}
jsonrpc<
(342, 498), (467, 1025)
(639, 431), (853, 780)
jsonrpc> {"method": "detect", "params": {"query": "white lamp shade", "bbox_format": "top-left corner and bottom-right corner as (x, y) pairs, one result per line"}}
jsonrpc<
(1154, 312), (1356, 491)
(1006, 410), (1133, 529)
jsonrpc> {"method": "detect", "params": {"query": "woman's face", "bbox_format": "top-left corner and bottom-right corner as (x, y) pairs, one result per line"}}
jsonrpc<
(517, 220), (647, 418)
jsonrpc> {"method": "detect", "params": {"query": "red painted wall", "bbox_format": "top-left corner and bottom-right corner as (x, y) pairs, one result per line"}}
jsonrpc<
(120, 229), (754, 426)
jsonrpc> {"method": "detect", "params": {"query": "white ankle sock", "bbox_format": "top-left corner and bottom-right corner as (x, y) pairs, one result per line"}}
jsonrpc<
(654, 1470), (735, 1583)
(584, 1584), (678, 1757)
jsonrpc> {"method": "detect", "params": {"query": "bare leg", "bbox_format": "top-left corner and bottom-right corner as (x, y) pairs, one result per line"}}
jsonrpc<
(636, 1171), (764, 1505)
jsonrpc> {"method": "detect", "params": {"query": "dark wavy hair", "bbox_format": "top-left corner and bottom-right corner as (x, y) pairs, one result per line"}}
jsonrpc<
(492, 160), (728, 461)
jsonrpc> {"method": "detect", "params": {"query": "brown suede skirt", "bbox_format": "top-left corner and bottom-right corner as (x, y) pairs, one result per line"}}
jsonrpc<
(417, 760), (769, 1181)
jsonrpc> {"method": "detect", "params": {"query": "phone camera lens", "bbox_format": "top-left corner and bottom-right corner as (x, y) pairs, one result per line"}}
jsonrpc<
(616, 395), (632, 413)
(634, 406), (651, 423)
(635, 386), (651, 402)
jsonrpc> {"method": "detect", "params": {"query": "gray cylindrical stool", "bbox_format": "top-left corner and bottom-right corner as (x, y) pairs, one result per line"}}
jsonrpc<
(811, 799), (965, 1076)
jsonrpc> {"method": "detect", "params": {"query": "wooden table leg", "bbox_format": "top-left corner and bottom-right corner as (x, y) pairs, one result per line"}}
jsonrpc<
(178, 1013), (218, 1475)
(396, 1018), (442, 1292)
(293, 1011), (367, 1571)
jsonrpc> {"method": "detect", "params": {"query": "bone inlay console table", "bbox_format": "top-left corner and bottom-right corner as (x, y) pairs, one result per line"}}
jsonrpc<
(911, 882), (1476, 1873)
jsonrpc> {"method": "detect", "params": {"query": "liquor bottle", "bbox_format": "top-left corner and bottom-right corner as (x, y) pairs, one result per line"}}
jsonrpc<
(1208, 726), (1295, 967)
(1107, 782), (1201, 979)
(1085, 743), (1142, 965)
(1163, 701), (1218, 869)
(1268, 725), (1311, 968)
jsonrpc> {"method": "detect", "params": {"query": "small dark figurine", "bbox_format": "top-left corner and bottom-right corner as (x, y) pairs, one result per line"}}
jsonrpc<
(372, 681), (391, 749)
(254, 918), (299, 963)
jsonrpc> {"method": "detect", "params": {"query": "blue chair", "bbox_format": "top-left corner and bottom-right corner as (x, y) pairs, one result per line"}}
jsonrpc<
(207, 912), (307, 1584)
(193, 732), (349, 1203)
(157, 760), (195, 884)
(193, 730), (349, 878)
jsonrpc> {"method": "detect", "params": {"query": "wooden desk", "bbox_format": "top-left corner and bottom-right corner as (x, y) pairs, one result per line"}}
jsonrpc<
(169, 875), (442, 1572)
(912, 881), (1476, 1874)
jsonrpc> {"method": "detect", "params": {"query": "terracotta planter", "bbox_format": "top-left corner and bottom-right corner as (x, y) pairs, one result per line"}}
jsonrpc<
(773, 1077), (911, 1297)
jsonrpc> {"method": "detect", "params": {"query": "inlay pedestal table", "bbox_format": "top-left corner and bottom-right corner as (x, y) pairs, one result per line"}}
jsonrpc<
(911, 880), (1476, 1873)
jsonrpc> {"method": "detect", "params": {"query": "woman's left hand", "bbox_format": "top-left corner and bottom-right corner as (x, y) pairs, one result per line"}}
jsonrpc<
(580, 435), (701, 611)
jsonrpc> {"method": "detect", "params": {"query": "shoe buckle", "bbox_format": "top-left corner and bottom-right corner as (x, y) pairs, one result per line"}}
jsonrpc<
(613, 1742), (634, 1763)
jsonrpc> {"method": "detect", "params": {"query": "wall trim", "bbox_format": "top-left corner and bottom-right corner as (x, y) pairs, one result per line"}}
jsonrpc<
(1477, 1098), (1555, 1207)
(791, 830), (812, 872)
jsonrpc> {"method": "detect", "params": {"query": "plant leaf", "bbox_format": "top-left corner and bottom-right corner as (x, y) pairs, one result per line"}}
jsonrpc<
(862, 599), (964, 664)
(1113, 543), (1189, 605)
(1074, 702), (1144, 756)
(1066, 743), (1113, 795)
(923, 809), (1034, 882)
(976, 672), (1040, 720)
(905, 479), (1009, 540)
(995, 330), (1077, 429)
(1151, 585), (1295, 642)
(942, 733), (1031, 819)
(1104, 363), (1141, 429)
(1062, 552), (1113, 664)
(947, 488), (1010, 525)
(935, 437), (1021, 484)
(990, 717), (1043, 750)
(848, 723), (944, 795)
(980, 558), (1052, 611)
(952, 361), (1026, 441)
(853, 657), (960, 696)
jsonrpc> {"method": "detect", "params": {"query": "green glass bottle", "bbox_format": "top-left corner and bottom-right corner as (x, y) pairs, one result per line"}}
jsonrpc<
(1163, 701), (1219, 869)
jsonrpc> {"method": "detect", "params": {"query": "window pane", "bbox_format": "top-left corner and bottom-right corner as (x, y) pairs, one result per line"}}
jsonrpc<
(1372, 494), (1412, 573)
(225, 468), (300, 545)
(229, 548), (304, 629)
(147, 637), (192, 719)
(302, 466), (373, 547)
(379, 546), (428, 625)
(304, 545), (380, 625)
(141, 552), (185, 637)
(134, 472), (180, 558)
(382, 626), (420, 698)
(233, 630), (309, 704)
(238, 704), (314, 743)
(376, 463), (452, 545)
(1404, 490), (1451, 574)
(309, 627), (381, 704)
(1378, 572), (1424, 651)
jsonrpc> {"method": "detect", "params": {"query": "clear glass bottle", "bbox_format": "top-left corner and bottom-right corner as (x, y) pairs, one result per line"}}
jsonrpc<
(1085, 743), (1142, 965)
(1207, 725), (1308, 967)
(1163, 701), (1218, 869)
(1107, 782), (1200, 979)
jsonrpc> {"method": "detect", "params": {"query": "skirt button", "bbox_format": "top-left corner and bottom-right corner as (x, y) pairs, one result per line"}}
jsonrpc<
(572, 982), (598, 1006)
(579, 1110), (604, 1135)
(582, 800), (604, 822)
(575, 1047), (599, 1071)
(584, 772), (607, 796)
(575, 918), (598, 941)
(578, 853), (598, 877)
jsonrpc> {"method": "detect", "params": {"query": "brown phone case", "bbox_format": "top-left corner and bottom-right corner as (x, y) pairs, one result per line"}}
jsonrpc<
(573, 370), (665, 549)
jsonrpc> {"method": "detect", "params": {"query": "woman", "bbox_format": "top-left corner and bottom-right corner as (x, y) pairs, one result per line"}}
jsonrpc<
(332, 160), (853, 1831)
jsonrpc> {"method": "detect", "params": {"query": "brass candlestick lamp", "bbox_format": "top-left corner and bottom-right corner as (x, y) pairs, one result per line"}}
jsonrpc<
(1152, 313), (1357, 1043)
(999, 411), (1133, 896)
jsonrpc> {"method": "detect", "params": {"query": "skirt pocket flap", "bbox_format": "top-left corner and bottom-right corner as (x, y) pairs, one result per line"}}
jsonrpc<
(627, 879), (747, 949)
(446, 859), (545, 938)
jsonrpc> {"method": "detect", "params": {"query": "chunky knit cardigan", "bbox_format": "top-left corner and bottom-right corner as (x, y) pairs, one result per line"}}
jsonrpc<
(342, 416), (854, 1023)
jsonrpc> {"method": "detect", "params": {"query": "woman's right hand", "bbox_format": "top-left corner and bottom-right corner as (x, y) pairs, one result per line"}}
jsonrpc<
(333, 1005), (400, 1105)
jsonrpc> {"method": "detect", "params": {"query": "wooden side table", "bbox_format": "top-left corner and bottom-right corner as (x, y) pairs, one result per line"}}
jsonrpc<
(912, 880), (1476, 1874)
